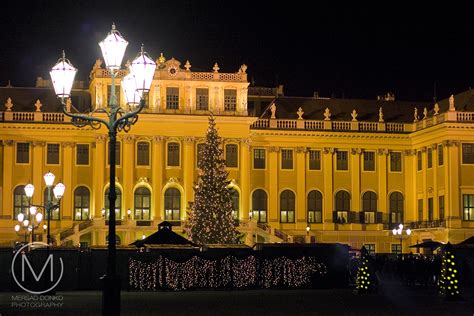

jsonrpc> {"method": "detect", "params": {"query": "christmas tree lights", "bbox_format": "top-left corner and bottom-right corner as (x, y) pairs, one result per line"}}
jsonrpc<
(186, 114), (238, 244)
(356, 246), (377, 293)
(439, 242), (462, 300)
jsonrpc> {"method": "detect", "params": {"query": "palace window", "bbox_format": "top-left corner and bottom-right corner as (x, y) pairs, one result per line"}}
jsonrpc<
(196, 88), (209, 110)
(44, 188), (60, 220)
(137, 142), (150, 166)
(428, 197), (433, 221)
(76, 144), (89, 165)
(166, 87), (179, 109)
(389, 192), (404, 224)
(417, 151), (422, 171)
(438, 144), (444, 166)
(309, 150), (321, 170)
(364, 244), (376, 255)
(13, 185), (29, 219)
(164, 188), (181, 221)
(104, 186), (122, 220)
(363, 151), (375, 171)
(47, 144), (60, 165)
(134, 187), (151, 220)
(362, 191), (377, 224)
(225, 144), (238, 168)
(427, 148), (433, 168)
(418, 199), (423, 221)
(252, 189), (267, 223)
(74, 186), (90, 221)
(224, 89), (237, 111)
(439, 196), (445, 220)
(462, 143), (474, 164)
(335, 190), (350, 223)
(390, 152), (402, 172)
(336, 151), (348, 170)
(463, 194), (474, 221)
(281, 149), (293, 169)
(391, 244), (401, 255)
(253, 149), (265, 169)
(167, 142), (180, 166)
(108, 141), (121, 166)
(280, 190), (295, 223)
(16, 142), (30, 164)
(307, 190), (322, 223)
(229, 188), (239, 220)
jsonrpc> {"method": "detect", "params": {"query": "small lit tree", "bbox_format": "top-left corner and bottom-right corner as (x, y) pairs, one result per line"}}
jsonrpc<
(186, 114), (238, 245)
(356, 246), (377, 293)
(439, 242), (462, 300)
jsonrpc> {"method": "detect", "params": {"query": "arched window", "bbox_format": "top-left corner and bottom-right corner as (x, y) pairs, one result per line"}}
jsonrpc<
(308, 190), (323, 223)
(362, 191), (377, 224)
(252, 189), (267, 223)
(280, 190), (295, 223)
(44, 187), (60, 220)
(335, 190), (350, 223)
(229, 188), (239, 220)
(74, 186), (90, 221)
(13, 185), (28, 219)
(105, 186), (122, 220)
(134, 187), (151, 220)
(389, 192), (404, 224)
(164, 188), (181, 221)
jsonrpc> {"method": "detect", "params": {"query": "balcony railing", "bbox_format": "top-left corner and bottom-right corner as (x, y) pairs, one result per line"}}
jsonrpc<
(409, 220), (446, 229)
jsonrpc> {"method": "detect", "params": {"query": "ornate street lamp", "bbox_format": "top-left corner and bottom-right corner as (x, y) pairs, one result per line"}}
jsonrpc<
(14, 207), (44, 244)
(50, 23), (155, 316)
(25, 172), (65, 247)
(392, 223), (412, 254)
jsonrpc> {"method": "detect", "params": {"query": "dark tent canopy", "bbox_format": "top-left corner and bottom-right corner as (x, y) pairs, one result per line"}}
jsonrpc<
(409, 240), (444, 250)
(130, 221), (197, 247)
(457, 236), (474, 245)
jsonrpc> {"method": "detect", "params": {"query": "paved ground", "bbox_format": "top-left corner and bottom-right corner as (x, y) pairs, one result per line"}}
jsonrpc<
(1, 285), (474, 316)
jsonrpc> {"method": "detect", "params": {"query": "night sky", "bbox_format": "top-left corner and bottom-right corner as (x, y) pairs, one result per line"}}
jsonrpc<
(0, 1), (472, 101)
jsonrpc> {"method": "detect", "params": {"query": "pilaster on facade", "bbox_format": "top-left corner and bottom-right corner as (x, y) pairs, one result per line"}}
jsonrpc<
(240, 138), (251, 219)
(296, 147), (306, 226)
(151, 136), (164, 221)
(183, 136), (195, 211)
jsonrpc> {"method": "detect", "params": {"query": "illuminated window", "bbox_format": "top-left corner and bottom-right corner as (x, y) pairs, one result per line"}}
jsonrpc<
(391, 244), (401, 254)
(252, 189), (267, 223)
(134, 187), (151, 220)
(389, 192), (404, 224)
(463, 194), (474, 221)
(335, 191), (350, 223)
(13, 185), (28, 219)
(364, 244), (376, 255)
(362, 191), (377, 224)
(229, 188), (239, 220)
(44, 188), (60, 220)
(280, 190), (295, 223)
(74, 186), (90, 221)
(164, 188), (181, 221)
(307, 190), (322, 223)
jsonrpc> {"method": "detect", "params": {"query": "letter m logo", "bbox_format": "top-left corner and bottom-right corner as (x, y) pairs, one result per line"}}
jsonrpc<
(21, 254), (54, 282)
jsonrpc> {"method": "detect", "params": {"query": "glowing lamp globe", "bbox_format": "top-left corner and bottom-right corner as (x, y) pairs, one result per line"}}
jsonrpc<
(406, 228), (412, 235)
(44, 172), (56, 187)
(129, 45), (156, 93)
(392, 228), (397, 235)
(36, 213), (43, 223)
(43, 224), (47, 231)
(53, 183), (66, 199)
(24, 183), (35, 198)
(23, 219), (29, 227)
(121, 73), (141, 105)
(29, 206), (37, 215)
(17, 213), (24, 222)
(50, 51), (77, 98)
(99, 23), (128, 70)
(14, 224), (20, 232)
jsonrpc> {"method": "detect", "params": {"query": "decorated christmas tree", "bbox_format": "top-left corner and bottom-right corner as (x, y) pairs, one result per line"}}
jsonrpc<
(186, 114), (238, 244)
(355, 246), (377, 293)
(439, 242), (462, 300)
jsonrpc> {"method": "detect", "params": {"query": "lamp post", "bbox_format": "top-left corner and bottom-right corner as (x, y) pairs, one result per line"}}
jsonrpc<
(24, 173), (65, 247)
(392, 223), (412, 254)
(14, 206), (44, 244)
(50, 24), (155, 316)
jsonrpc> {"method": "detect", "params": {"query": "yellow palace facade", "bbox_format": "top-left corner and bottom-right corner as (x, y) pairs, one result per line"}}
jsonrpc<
(1, 56), (474, 253)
